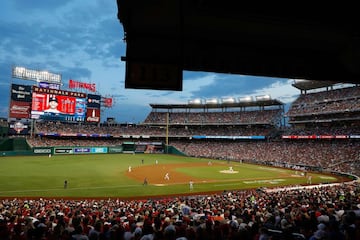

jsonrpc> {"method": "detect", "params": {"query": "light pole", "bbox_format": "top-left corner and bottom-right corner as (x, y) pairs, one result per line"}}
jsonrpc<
(165, 112), (169, 153)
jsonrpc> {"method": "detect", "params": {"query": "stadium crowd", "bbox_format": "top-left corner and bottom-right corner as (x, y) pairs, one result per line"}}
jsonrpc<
(286, 86), (360, 117)
(143, 109), (282, 125)
(170, 140), (360, 177)
(33, 122), (276, 138)
(1, 183), (360, 240)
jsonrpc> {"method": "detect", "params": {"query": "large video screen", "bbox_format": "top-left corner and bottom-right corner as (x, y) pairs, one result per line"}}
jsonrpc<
(31, 92), (87, 122)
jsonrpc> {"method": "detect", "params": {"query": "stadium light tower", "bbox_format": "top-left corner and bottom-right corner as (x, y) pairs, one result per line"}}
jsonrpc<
(239, 96), (253, 102)
(255, 95), (271, 101)
(221, 97), (236, 103)
(188, 98), (202, 105)
(205, 98), (218, 105)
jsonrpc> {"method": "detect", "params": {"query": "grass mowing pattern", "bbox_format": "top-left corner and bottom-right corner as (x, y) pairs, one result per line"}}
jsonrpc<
(0, 153), (339, 198)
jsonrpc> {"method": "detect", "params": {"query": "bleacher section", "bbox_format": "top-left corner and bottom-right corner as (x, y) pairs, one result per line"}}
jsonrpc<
(143, 109), (283, 125)
(286, 85), (360, 124)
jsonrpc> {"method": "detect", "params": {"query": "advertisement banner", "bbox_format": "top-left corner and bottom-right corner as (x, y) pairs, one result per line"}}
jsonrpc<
(12, 66), (61, 83)
(69, 79), (96, 92)
(334, 135), (347, 139)
(53, 147), (108, 154)
(283, 135), (349, 140)
(9, 100), (31, 119)
(108, 147), (123, 153)
(74, 148), (91, 153)
(86, 108), (100, 123)
(87, 94), (101, 108)
(91, 147), (108, 153)
(192, 135), (265, 140)
(33, 148), (52, 154)
(54, 148), (73, 154)
(75, 98), (87, 122)
(11, 84), (32, 102)
(282, 135), (316, 139)
(8, 121), (30, 135)
(39, 82), (61, 90)
(103, 97), (113, 107)
(32, 86), (86, 98)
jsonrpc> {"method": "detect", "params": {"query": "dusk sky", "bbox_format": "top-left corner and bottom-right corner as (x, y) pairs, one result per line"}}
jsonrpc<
(0, 0), (301, 123)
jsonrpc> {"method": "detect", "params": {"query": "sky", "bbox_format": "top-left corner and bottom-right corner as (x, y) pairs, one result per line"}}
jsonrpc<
(0, 0), (301, 123)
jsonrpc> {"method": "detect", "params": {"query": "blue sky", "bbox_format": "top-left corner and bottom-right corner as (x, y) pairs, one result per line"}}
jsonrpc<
(0, 0), (300, 123)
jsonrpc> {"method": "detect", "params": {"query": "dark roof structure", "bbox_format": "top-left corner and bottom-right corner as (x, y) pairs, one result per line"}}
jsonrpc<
(291, 80), (339, 91)
(117, 1), (360, 91)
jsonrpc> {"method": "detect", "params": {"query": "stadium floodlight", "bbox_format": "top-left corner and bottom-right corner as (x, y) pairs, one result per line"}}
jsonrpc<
(188, 98), (202, 105)
(238, 96), (253, 102)
(205, 98), (218, 105)
(255, 95), (271, 101)
(221, 97), (236, 103)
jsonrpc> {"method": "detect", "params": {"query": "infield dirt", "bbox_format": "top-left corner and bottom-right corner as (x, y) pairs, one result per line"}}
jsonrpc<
(125, 163), (208, 185)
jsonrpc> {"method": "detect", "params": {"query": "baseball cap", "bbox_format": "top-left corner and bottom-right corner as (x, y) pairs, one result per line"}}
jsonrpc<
(49, 97), (58, 102)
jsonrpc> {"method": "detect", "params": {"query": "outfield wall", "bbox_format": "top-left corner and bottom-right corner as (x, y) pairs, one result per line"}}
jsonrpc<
(0, 137), (165, 156)
(0, 137), (31, 151)
(0, 137), (33, 156)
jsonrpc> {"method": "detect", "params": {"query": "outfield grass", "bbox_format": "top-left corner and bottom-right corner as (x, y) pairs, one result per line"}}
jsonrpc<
(0, 154), (340, 198)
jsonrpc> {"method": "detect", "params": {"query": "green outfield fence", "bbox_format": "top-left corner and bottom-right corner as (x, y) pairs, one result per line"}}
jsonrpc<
(0, 137), (165, 157)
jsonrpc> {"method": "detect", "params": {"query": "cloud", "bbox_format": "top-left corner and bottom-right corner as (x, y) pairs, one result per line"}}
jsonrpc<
(11, 0), (72, 10)
(0, 0), (302, 123)
(188, 73), (291, 100)
(103, 103), (150, 124)
(251, 79), (299, 104)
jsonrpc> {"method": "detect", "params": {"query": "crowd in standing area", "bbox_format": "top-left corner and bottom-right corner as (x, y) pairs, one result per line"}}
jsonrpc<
(0, 182), (359, 240)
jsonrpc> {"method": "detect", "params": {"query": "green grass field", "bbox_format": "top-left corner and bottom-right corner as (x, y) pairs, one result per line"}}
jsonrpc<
(0, 153), (340, 199)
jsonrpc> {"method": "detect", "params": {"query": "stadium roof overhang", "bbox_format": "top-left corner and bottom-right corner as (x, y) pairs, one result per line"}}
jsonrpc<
(291, 80), (341, 91)
(117, 1), (360, 91)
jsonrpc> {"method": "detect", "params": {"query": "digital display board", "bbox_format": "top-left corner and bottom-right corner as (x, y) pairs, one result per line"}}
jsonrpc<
(31, 93), (87, 122)
(28, 86), (103, 123)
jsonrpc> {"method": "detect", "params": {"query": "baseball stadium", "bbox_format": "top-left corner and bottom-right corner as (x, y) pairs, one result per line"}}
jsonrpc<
(1, 3), (360, 239)
(1, 67), (360, 239)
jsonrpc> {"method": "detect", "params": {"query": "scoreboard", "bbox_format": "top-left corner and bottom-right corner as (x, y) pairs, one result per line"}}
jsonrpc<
(9, 84), (101, 123)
